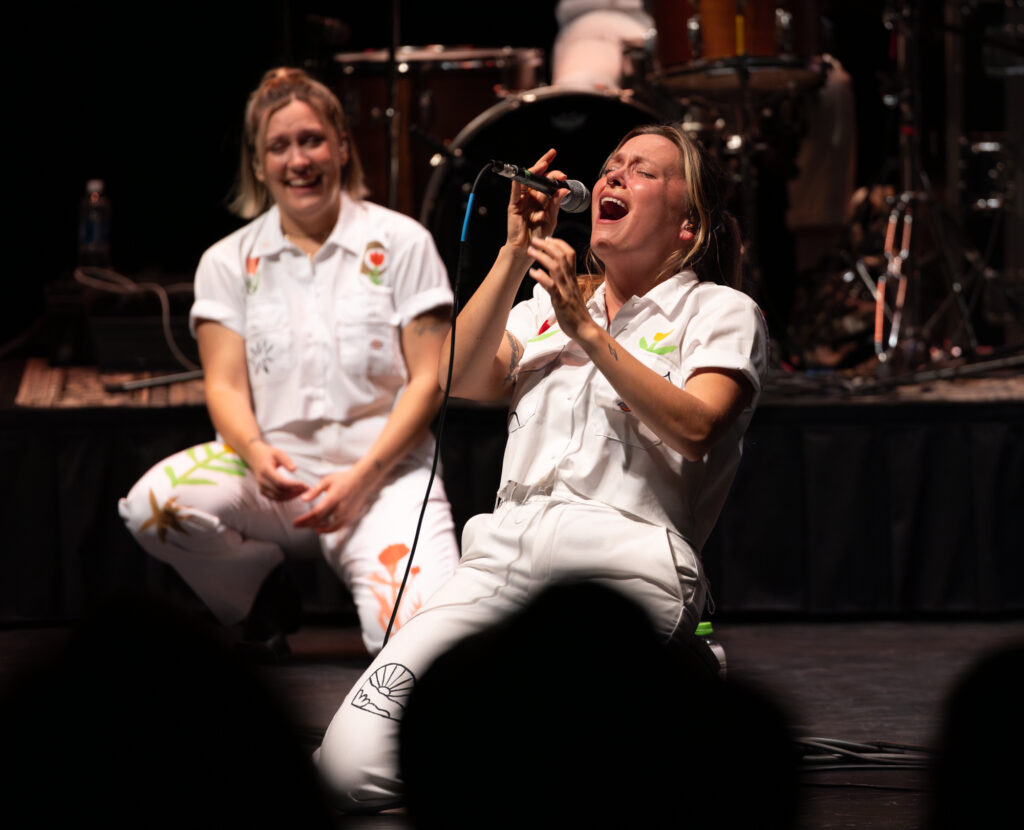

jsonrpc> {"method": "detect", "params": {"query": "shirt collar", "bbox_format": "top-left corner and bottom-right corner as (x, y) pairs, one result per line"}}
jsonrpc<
(589, 270), (699, 321)
(248, 193), (364, 258)
(634, 270), (699, 316)
(331, 192), (369, 257)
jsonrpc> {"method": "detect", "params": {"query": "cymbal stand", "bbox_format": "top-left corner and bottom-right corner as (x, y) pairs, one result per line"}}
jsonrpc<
(874, 0), (978, 366)
(874, 195), (913, 356)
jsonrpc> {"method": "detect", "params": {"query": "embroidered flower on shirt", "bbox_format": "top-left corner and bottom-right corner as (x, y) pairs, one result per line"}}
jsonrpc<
(245, 257), (261, 295)
(247, 338), (274, 374)
(361, 241), (387, 285)
(639, 330), (677, 355)
(529, 319), (560, 342)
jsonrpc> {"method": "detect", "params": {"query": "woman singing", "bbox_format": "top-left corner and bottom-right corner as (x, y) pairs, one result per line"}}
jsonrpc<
(316, 123), (768, 808)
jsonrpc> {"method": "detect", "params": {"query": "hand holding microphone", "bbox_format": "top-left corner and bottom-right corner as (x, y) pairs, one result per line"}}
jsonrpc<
(489, 161), (591, 214)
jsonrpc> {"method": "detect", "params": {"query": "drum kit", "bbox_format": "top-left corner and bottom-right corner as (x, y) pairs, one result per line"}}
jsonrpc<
(328, 1), (828, 310)
(325, 2), (1021, 371)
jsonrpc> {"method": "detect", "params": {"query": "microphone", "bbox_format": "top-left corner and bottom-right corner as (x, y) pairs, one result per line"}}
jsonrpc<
(489, 161), (591, 214)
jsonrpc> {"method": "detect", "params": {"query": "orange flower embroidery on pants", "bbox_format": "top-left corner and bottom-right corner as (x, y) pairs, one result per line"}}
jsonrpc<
(368, 543), (422, 633)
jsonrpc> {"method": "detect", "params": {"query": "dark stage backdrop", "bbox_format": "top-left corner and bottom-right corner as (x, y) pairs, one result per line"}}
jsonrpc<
(10, 1), (902, 353)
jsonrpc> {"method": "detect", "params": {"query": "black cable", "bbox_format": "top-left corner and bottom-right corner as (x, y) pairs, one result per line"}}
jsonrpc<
(72, 266), (200, 372)
(381, 163), (491, 648)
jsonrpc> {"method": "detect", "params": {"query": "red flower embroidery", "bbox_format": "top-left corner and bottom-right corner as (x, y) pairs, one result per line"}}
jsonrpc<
(537, 320), (551, 336)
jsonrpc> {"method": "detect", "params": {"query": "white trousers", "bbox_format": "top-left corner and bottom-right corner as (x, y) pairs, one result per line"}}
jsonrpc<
(118, 441), (459, 654)
(315, 492), (706, 811)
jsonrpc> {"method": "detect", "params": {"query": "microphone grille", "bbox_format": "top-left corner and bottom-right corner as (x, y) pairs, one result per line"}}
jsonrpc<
(561, 180), (591, 214)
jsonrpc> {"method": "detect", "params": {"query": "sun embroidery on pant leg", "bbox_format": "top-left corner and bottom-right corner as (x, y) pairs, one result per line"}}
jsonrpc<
(350, 662), (417, 720)
(368, 543), (422, 634)
(138, 489), (189, 543)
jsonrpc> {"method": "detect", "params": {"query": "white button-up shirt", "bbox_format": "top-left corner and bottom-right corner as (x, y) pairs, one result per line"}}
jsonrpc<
(501, 270), (768, 551)
(190, 194), (452, 466)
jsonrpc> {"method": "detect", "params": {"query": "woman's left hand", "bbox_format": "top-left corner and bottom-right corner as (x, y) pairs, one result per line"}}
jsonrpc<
(293, 468), (371, 535)
(527, 236), (598, 344)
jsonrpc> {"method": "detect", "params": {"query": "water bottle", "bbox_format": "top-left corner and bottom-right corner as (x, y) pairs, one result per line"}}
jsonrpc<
(78, 179), (111, 267)
(695, 620), (727, 679)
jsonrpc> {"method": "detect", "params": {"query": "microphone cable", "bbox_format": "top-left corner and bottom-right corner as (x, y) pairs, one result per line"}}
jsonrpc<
(381, 162), (491, 648)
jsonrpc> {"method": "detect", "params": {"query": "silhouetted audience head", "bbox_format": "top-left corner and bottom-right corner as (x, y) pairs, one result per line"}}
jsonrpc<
(2, 592), (335, 828)
(925, 639), (1024, 830)
(399, 580), (799, 829)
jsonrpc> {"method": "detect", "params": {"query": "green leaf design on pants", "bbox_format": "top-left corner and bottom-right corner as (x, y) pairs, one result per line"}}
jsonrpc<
(164, 443), (249, 487)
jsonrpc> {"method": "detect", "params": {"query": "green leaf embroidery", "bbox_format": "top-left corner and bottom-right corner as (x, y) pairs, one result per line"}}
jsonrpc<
(639, 335), (678, 355)
(165, 444), (248, 487)
(528, 328), (560, 342)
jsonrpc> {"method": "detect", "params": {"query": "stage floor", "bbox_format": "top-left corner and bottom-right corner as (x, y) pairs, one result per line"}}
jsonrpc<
(3, 616), (1022, 828)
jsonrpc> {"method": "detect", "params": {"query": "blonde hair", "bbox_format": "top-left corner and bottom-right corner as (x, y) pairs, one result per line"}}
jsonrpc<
(229, 67), (368, 218)
(583, 123), (741, 296)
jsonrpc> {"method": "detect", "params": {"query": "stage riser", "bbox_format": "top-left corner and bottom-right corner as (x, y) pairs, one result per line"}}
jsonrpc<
(1, 402), (1021, 622)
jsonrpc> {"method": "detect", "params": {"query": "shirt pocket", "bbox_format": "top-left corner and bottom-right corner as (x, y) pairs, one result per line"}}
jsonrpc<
(335, 285), (403, 382)
(244, 303), (293, 387)
(590, 379), (664, 450)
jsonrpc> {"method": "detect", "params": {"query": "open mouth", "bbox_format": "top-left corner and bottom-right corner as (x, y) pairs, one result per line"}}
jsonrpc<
(286, 174), (322, 189)
(599, 196), (628, 221)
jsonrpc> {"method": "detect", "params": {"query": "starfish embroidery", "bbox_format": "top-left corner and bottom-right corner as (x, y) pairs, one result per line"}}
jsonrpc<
(138, 489), (189, 543)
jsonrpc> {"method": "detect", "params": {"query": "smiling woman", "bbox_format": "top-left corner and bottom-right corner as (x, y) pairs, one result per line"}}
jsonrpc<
(118, 67), (460, 660)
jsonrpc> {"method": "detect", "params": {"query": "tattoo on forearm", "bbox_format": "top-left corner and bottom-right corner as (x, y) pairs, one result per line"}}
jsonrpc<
(413, 317), (450, 336)
(607, 343), (619, 361)
(505, 332), (523, 384)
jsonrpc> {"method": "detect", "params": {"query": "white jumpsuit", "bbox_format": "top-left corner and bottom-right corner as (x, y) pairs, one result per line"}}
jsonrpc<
(118, 194), (460, 654)
(315, 270), (769, 809)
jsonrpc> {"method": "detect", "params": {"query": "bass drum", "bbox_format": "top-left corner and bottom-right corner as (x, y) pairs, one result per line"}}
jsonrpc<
(420, 87), (665, 305)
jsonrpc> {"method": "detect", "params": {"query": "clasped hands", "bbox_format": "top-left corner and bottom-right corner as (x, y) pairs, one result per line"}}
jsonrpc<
(250, 442), (367, 534)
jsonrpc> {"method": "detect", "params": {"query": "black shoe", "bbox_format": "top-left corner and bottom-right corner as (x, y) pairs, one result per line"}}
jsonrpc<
(237, 564), (302, 663)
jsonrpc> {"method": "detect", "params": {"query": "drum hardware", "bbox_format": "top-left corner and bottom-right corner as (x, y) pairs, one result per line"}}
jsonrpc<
(866, 2), (985, 369)
(332, 43), (542, 217)
(649, 1), (826, 97)
(959, 134), (1015, 213)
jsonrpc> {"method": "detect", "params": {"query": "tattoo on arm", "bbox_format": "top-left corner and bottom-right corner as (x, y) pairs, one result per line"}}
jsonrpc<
(607, 343), (619, 361)
(412, 316), (450, 337)
(505, 332), (523, 384)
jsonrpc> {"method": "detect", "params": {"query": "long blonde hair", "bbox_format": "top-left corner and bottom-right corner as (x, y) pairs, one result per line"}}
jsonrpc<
(229, 67), (368, 218)
(583, 123), (741, 296)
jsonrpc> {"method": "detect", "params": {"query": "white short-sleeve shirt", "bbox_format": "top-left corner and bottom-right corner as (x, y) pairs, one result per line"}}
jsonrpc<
(190, 193), (452, 465)
(501, 270), (768, 550)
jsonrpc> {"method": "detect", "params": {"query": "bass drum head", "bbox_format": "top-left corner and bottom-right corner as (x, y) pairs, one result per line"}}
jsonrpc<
(420, 88), (664, 305)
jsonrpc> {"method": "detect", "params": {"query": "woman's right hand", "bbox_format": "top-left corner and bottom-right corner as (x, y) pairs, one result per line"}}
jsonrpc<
(506, 148), (565, 253)
(246, 439), (309, 501)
